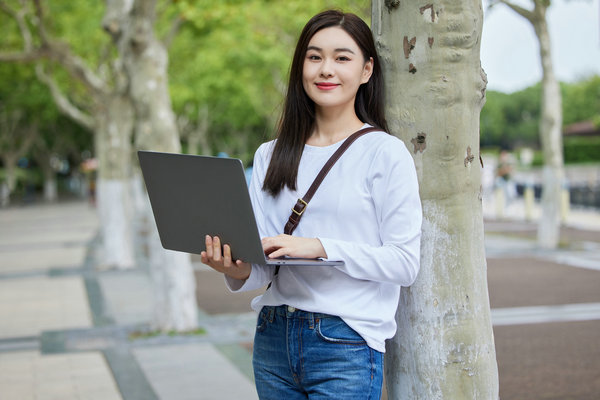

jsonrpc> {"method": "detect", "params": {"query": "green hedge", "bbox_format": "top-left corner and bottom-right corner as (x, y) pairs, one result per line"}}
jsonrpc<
(564, 136), (600, 164)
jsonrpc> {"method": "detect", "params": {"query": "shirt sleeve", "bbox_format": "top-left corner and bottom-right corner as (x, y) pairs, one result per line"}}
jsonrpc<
(318, 140), (422, 287)
(224, 143), (276, 292)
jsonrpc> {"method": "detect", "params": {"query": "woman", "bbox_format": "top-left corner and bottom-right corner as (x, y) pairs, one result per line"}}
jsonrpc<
(201, 10), (421, 399)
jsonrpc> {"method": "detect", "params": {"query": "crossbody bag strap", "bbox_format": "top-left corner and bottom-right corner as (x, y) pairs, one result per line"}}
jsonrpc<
(267, 126), (380, 290)
(283, 126), (380, 235)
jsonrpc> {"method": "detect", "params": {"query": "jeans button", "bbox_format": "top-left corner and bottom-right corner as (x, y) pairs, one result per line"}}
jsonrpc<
(287, 306), (296, 312)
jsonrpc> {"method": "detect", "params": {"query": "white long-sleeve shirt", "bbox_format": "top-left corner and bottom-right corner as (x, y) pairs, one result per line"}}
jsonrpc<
(226, 127), (422, 352)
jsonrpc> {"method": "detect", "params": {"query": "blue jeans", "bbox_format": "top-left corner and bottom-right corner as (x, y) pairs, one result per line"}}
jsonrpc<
(252, 305), (384, 399)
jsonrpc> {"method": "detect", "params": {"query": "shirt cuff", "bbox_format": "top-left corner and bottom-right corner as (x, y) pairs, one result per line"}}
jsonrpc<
(317, 237), (340, 261)
(224, 274), (247, 292)
(223, 264), (268, 292)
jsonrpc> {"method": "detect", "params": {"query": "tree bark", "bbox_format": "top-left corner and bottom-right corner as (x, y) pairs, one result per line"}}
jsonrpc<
(39, 158), (57, 202)
(104, 0), (198, 331)
(373, 1), (499, 398)
(94, 93), (136, 268)
(532, 2), (563, 249)
(1, 154), (18, 194)
(495, 0), (563, 249)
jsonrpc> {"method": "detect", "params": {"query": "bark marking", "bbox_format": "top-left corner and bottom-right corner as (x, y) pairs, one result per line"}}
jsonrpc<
(403, 36), (416, 59)
(464, 146), (474, 167)
(411, 132), (427, 153)
(385, 0), (400, 10)
(428, 37), (434, 48)
(408, 63), (417, 74)
(419, 4), (435, 22)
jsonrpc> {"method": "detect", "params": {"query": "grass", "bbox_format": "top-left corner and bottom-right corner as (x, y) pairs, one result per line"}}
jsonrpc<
(129, 327), (207, 340)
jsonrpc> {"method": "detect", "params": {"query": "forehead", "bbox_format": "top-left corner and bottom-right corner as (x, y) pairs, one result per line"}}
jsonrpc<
(307, 26), (360, 52)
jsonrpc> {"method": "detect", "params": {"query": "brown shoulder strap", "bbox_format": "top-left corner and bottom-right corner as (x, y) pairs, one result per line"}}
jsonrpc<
(283, 126), (380, 235)
(267, 126), (379, 289)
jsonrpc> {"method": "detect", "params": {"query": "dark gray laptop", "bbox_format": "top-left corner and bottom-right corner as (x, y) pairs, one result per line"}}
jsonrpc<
(138, 151), (343, 267)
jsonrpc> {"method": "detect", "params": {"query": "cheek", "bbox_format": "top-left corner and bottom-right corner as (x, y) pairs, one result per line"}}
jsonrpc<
(302, 64), (315, 90)
(302, 62), (315, 80)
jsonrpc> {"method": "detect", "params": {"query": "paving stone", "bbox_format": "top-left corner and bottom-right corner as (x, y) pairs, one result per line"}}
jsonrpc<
(133, 343), (258, 400)
(0, 350), (121, 400)
(0, 277), (92, 339)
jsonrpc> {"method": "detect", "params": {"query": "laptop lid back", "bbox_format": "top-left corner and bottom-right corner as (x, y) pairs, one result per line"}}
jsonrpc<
(137, 151), (268, 265)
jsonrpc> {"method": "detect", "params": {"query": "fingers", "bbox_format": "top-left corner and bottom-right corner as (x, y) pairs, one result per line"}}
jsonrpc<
(214, 236), (223, 261)
(223, 244), (233, 267)
(201, 235), (236, 268)
(204, 235), (213, 259)
(261, 234), (287, 255)
(261, 235), (326, 259)
(266, 248), (286, 259)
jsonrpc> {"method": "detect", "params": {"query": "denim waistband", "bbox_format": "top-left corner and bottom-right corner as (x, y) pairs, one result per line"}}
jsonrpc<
(262, 305), (338, 322)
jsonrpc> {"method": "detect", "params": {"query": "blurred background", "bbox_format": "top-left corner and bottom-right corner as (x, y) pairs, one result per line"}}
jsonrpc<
(0, 0), (598, 399)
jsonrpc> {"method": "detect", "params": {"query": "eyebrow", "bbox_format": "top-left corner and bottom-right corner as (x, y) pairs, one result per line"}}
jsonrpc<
(306, 45), (356, 54)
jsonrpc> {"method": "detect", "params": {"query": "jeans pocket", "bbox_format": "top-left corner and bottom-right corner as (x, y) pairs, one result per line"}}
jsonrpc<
(256, 308), (270, 333)
(316, 317), (366, 345)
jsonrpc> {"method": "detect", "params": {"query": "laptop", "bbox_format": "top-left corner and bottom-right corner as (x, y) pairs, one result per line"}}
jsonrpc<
(137, 151), (344, 267)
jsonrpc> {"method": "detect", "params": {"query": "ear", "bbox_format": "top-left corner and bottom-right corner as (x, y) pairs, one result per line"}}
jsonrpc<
(361, 57), (374, 84)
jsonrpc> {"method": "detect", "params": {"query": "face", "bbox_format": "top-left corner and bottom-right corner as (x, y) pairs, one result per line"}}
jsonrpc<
(302, 27), (373, 113)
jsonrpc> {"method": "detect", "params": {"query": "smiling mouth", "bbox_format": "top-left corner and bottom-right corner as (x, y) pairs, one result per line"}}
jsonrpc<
(315, 83), (339, 90)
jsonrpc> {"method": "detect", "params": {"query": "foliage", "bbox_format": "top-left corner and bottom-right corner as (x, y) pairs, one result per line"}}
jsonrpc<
(562, 75), (600, 127)
(481, 75), (600, 152)
(1, 0), (371, 186)
(168, 0), (369, 161)
(0, 61), (92, 191)
(563, 136), (600, 164)
(480, 84), (541, 149)
(8, 1), (597, 167)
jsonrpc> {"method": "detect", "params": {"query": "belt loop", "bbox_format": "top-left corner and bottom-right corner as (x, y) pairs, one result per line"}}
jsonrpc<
(308, 312), (315, 330)
(267, 306), (275, 323)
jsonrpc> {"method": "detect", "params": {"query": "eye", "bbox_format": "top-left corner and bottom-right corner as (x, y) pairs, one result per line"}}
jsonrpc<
(307, 54), (321, 61)
(337, 56), (351, 62)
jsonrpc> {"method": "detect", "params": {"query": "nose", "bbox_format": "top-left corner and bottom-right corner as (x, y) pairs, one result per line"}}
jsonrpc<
(319, 58), (334, 78)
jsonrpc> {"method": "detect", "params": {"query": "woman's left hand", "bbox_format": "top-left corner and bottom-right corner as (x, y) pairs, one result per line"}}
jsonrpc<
(262, 234), (327, 259)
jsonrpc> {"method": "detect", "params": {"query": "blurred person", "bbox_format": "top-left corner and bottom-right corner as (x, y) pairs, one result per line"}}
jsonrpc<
(201, 10), (421, 399)
(495, 150), (516, 207)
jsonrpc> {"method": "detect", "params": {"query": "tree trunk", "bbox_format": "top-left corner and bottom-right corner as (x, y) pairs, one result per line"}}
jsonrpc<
(533, 4), (563, 249)
(1, 154), (18, 193)
(33, 150), (58, 202)
(495, 0), (563, 249)
(41, 164), (57, 202)
(187, 106), (210, 155)
(94, 93), (136, 269)
(105, 0), (198, 331)
(373, 1), (499, 398)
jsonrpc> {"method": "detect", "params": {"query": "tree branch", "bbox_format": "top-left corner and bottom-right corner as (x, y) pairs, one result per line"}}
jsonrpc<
(35, 65), (95, 132)
(497, 0), (536, 23)
(0, 50), (47, 62)
(162, 14), (185, 49)
(0, 0), (33, 51)
(29, 0), (108, 97)
(1, 0), (109, 97)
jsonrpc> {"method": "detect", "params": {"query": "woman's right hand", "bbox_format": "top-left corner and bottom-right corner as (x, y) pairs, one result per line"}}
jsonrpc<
(200, 235), (251, 281)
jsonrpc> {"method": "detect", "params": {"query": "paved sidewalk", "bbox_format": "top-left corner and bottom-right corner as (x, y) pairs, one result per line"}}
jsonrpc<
(0, 201), (258, 400)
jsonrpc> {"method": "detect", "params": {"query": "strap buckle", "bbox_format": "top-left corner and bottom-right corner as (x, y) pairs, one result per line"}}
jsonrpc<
(292, 198), (308, 216)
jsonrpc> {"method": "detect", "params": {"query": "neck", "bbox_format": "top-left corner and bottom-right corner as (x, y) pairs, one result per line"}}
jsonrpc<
(308, 107), (364, 146)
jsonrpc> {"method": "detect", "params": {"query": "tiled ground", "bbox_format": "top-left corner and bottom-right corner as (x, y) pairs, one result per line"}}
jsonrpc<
(0, 350), (122, 400)
(0, 276), (92, 339)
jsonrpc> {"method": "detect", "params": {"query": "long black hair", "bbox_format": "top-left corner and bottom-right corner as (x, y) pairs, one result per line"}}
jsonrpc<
(262, 10), (388, 196)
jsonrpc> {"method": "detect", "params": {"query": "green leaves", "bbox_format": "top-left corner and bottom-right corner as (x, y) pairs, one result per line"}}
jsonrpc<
(167, 0), (369, 159)
(481, 76), (600, 149)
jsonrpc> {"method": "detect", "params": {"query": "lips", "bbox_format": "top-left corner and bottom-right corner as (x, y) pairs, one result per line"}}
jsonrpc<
(315, 82), (339, 90)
